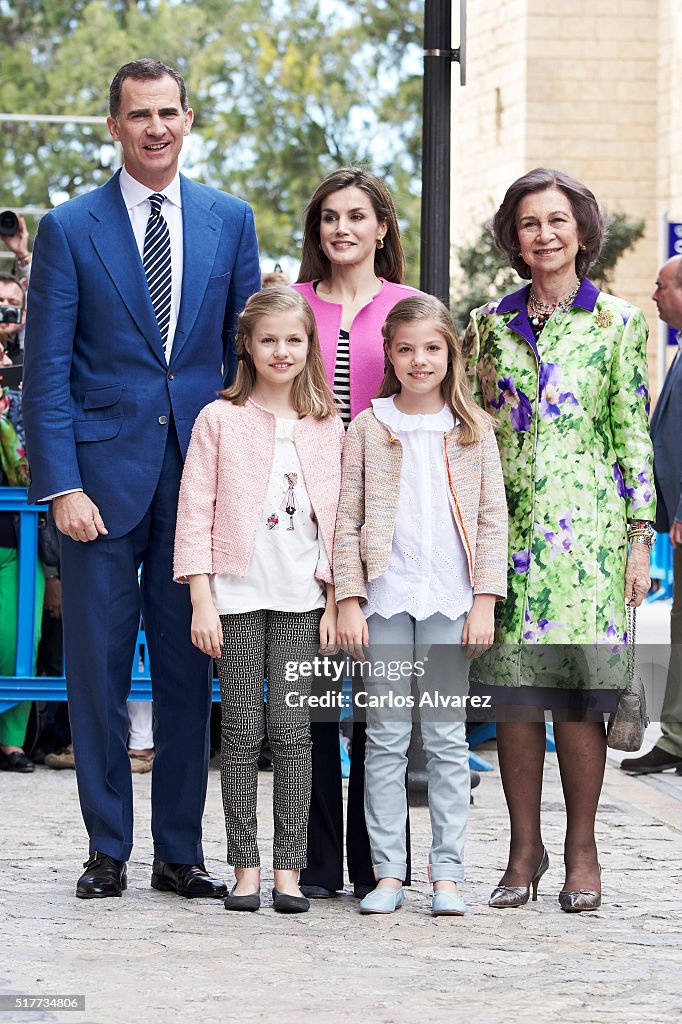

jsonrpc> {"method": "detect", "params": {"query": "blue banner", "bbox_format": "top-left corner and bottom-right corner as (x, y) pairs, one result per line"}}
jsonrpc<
(668, 222), (682, 344)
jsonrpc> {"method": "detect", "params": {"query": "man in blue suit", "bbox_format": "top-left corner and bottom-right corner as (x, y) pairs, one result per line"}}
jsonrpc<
(23, 59), (261, 898)
(622, 254), (682, 775)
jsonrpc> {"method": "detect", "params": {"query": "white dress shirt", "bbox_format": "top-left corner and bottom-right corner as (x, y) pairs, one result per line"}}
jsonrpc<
(364, 396), (473, 622)
(119, 165), (184, 361)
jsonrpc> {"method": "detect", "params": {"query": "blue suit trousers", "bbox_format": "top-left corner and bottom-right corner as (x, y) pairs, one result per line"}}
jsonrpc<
(60, 426), (212, 863)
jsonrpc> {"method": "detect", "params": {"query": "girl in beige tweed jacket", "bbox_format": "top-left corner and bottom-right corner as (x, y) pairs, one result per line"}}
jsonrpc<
(334, 295), (508, 917)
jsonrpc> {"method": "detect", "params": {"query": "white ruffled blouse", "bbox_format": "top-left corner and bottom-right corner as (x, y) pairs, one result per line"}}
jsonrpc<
(364, 396), (474, 622)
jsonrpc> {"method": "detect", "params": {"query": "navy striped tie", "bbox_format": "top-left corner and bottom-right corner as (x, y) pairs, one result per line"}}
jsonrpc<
(143, 193), (172, 357)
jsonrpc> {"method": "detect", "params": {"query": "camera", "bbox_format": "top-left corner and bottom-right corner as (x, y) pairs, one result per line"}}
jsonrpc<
(0, 211), (20, 237)
(0, 305), (22, 325)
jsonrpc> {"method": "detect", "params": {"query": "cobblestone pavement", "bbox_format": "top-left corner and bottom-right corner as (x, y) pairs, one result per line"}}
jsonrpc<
(2, 744), (681, 1024)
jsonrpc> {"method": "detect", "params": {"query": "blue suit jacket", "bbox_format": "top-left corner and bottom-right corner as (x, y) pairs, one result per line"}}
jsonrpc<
(651, 348), (682, 533)
(22, 170), (260, 538)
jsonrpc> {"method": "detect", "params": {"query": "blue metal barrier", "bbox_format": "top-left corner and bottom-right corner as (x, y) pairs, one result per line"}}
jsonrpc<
(0, 487), (41, 712)
(0, 487), (222, 707)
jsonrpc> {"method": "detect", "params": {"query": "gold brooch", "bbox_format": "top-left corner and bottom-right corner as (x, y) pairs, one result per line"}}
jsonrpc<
(595, 309), (613, 328)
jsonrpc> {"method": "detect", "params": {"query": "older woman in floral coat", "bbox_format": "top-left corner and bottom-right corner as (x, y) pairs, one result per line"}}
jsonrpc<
(463, 168), (655, 913)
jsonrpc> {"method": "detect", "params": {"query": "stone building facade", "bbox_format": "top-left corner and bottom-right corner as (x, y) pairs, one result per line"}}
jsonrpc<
(451, 0), (681, 395)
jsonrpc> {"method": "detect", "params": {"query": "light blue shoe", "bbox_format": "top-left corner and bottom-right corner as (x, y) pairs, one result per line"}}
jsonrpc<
(359, 886), (405, 914)
(431, 890), (467, 916)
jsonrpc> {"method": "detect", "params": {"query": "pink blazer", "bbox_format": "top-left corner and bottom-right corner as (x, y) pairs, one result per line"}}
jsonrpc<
(174, 398), (344, 584)
(292, 279), (423, 416)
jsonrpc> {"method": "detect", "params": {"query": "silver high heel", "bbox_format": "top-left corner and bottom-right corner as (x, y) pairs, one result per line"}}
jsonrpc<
(488, 848), (549, 909)
(559, 865), (602, 913)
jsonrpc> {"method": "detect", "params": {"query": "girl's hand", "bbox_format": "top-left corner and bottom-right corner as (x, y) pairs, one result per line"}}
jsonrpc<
(319, 589), (339, 655)
(625, 543), (651, 607)
(462, 594), (496, 661)
(188, 574), (222, 657)
(337, 598), (369, 662)
(191, 601), (223, 658)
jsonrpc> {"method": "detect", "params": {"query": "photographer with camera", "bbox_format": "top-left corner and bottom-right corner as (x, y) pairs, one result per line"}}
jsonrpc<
(0, 272), (26, 366)
(1, 211), (31, 278)
(0, 259), (60, 773)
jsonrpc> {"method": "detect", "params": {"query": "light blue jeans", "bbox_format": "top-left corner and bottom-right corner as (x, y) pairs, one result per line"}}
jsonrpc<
(363, 611), (470, 883)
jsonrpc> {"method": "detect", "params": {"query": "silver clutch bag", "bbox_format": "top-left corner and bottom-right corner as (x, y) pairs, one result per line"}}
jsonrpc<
(607, 604), (649, 752)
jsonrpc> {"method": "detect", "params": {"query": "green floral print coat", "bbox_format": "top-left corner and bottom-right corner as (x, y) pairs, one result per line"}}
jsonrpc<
(462, 279), (655, 689)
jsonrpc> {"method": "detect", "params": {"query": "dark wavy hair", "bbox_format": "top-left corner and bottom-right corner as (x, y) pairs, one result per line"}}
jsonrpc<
(297, 167), (405, 284)
(491, 167), (607, 280)
(109, 59), (188, 118)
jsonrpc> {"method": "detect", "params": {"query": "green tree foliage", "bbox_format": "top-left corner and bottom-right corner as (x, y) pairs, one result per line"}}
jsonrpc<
(1, 0), (424, 279)
(451, 211), (646, 331)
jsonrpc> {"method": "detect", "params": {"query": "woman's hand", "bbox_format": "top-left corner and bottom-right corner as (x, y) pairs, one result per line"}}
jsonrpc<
(625, 543), (651, 607)
(337, 597), (369, 662)
(188, 574), (222, 657)
(319, 585), (339, 655)
(462, 594), (496, 661)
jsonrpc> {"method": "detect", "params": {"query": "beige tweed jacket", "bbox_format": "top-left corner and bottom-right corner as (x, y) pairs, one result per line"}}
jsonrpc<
(333, 408), (508, 604)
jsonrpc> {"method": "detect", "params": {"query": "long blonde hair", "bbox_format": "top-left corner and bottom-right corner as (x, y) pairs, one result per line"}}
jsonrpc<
(377, 295), (490, 445)
(220, 287), (338, 419)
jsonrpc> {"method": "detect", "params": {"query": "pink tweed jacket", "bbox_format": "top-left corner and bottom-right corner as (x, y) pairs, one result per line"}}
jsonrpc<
(334, 409), (509, 603)
(291, 279), (423, 416)
(174, 398), (344, 585)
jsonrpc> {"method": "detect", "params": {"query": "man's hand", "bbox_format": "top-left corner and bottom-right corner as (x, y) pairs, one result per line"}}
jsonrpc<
(2, 215), (30, 262)
(670, 520), (682, 549)
(53, 492), (108, 542)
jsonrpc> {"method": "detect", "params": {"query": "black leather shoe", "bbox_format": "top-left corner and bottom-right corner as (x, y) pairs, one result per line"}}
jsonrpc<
(272, 887), (310, 913)
(0, 749), (34, 773)
(151, 860), (227, 899)
(620, 745), (682, 774)
(299, 884), (338, 899)
(76, 852), (127, 899)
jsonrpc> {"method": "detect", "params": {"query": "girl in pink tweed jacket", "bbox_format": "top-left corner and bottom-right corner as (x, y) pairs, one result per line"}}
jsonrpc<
(335, 294), (508, 917)
(174, 287), (344, 915)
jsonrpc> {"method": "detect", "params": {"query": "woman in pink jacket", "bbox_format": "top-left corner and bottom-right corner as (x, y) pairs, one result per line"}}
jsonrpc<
(292, 167), (423, 900)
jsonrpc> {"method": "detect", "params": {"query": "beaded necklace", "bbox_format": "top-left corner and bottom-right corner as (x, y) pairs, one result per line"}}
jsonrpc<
(527, 278), (581, 330)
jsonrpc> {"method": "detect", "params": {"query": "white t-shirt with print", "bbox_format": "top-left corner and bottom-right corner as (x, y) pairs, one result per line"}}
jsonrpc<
(211, 418), (329, 614)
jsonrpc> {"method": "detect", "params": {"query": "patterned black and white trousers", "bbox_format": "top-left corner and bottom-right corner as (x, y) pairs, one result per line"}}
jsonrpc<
(216, 608), (322, 870)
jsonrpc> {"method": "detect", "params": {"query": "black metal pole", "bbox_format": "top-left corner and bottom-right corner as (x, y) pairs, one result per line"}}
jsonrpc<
(420, 0), (452, 305)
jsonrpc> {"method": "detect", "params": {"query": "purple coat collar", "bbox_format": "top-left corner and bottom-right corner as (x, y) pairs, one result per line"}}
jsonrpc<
(495, 278), (600, 360)
(496, 277), (599, 314)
